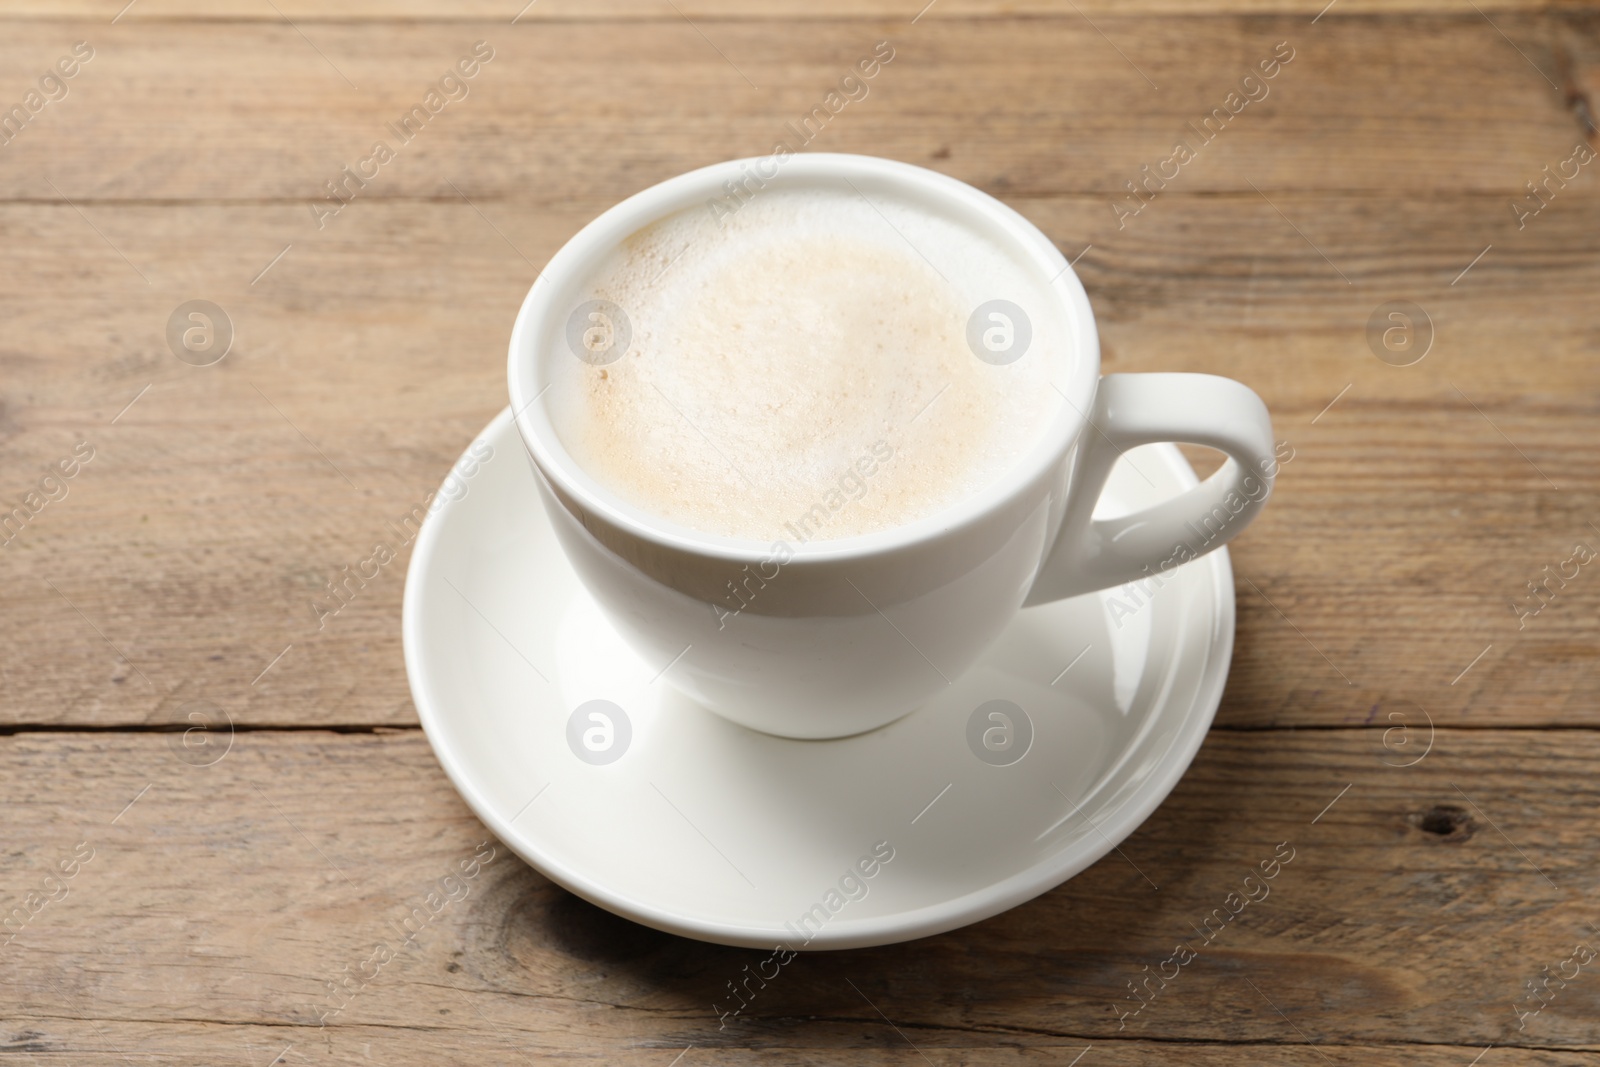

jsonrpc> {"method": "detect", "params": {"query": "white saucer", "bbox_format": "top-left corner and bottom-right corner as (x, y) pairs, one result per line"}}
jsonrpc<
(403, 407), (1234, 949)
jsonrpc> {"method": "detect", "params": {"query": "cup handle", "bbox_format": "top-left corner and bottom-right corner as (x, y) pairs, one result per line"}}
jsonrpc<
(1024, 373), (1276, 606)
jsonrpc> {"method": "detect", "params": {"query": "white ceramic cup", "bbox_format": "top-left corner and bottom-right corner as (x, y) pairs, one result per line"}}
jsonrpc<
(509, 154), (1275, 739)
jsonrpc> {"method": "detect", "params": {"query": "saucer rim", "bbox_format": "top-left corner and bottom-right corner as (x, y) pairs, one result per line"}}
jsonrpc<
(403, 406), (1233, 950)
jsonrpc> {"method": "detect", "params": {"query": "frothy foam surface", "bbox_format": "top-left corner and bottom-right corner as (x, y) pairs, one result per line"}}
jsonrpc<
(546, 185), (1067, 542)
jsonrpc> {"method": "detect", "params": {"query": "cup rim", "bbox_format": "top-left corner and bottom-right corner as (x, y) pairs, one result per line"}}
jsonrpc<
(507, 152), (1100, 564)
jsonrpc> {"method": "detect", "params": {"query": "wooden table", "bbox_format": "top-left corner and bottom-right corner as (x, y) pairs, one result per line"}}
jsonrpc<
(3, 1), (1598, 1062)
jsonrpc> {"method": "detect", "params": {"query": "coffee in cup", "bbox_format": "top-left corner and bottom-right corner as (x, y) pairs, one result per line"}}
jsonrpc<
(545, 185), (1067, 543)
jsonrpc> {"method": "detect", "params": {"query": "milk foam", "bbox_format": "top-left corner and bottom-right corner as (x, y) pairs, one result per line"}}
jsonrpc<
(546, 185), (1067, 542)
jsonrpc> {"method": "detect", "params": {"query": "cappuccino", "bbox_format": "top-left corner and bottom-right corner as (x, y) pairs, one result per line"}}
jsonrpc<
(546, 185), (1067, 541)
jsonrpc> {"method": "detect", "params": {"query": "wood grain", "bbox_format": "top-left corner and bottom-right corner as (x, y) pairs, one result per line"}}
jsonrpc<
(2, 3), (1597, 1063)
(1, 729), (1598, 1061)
(1, 1), (1595, 21)
(1, 189), (1595, 728)
(0, 16), (1591, 204)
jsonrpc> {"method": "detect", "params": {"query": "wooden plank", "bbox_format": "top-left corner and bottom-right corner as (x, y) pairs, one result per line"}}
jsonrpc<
(0, 1027), (1586, 1067)
(0, 1), (1591, 21)
(2, 7), (1593, 1063)
(1, 729), (1597, 1057)
(0, 184), (1595, 728)
(0, 15), (1589, 203)
(1012, 191), (1600, 729)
